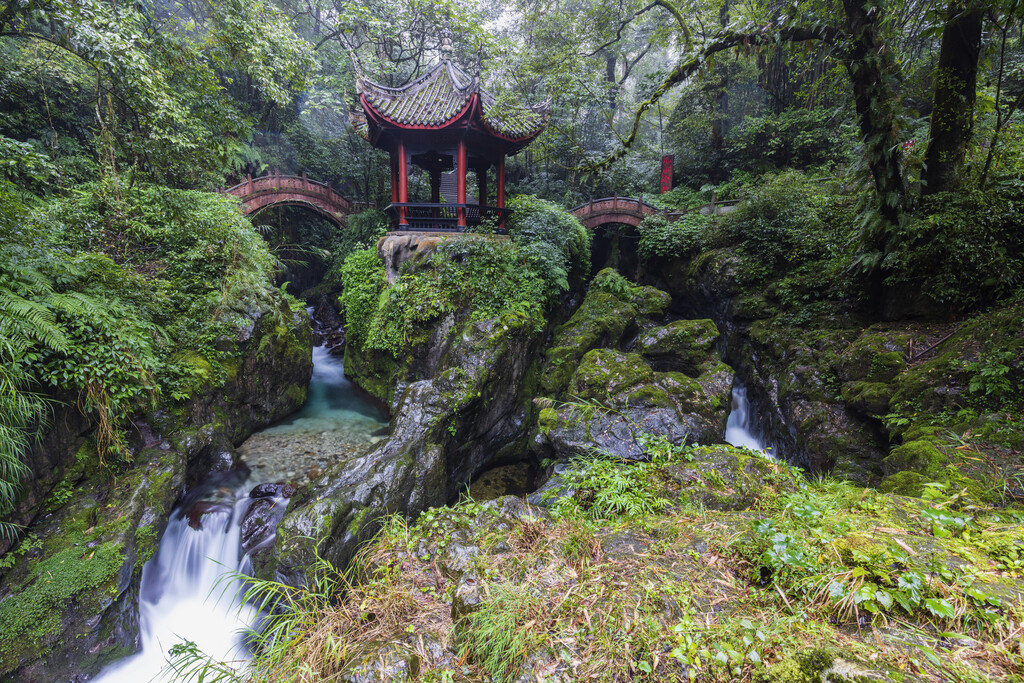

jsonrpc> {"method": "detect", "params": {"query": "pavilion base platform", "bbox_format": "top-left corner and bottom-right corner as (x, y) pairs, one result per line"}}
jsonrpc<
(376, 231), (509, 284)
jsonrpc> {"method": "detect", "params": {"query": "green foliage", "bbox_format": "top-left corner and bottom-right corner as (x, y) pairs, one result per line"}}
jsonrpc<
(966, 349), (1015, 399)
(646, 184), (705, 211)
(458, 583), (547, 683)
(739, 480), (1018, 631)
(1, 0), (313, 186)
(548, 434), (693, 520)
(882, 188), (1024, 310)
(730, 109), (856, 174)
(506, 194), (592, 301)
(588, 268), (634, 299)
(636, 213), (711, 259)
(344, 238), (548, 358)
(0, 180), (285, 516)
(338, 249), (386, 347)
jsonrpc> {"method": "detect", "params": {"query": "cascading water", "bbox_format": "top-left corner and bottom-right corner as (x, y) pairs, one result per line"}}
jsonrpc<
(95, 345), (385, 681)
(725, 380), (770, 455)
(94, 493), (262, 682)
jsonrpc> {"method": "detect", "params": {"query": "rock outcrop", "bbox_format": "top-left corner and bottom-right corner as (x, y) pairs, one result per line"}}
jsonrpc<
(259, 313), (543, 585)
(0, 299), (312, 682)
(651, 248), (888, 483)
(532, 270), (733, 462)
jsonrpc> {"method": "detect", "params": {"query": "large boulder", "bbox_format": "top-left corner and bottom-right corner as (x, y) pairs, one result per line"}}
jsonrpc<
(535, 329), (733, 461)
(261, 315), (543, 585)
(540, 291), (638, 395)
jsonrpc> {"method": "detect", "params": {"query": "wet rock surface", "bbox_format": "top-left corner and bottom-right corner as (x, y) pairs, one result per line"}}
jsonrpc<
(533, 278), (734, 462)
(0, 302), (313, 682)
(260, 314), (543, 585)
(652, 248), (888, 482)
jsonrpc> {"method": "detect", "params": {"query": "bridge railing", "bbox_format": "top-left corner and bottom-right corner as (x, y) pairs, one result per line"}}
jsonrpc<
(225, 171), (341, 198)
(224, 171), (353, 215)
(572, 193), (743, 220)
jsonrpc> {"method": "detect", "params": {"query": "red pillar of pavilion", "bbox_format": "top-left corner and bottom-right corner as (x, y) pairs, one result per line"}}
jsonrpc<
(456, 139), (467, 228)
(397, 140), (409, 228)
(496, 156), (506, 231)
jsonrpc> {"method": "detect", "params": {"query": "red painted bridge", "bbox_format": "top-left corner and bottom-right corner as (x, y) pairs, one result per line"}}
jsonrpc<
(225, 172), (353, 226)
(571, 196), (667, 229)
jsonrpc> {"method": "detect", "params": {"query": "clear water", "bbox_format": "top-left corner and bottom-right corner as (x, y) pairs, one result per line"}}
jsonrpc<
(725, 380), (771, 455)
(95, 345), (384, 681)
(265, 346), (385, 432)
(240, 346), (388, 486)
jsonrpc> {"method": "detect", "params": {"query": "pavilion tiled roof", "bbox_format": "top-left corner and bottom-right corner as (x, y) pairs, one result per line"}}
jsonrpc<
(356, 61), (550, 141)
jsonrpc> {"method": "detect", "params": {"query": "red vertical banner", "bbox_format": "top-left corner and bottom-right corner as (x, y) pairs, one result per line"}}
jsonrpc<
(659, 155), (674, 194)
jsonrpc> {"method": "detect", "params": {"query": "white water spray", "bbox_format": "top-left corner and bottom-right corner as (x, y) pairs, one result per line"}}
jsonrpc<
(95, 496), (259, 682)
(725, 381), (770, 455)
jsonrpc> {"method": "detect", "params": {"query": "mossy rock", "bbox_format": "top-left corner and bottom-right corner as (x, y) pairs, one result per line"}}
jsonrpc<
(878, 470), (928, 497)
(753, 648), (891, 682)
(541, 291), (638, 395)
(882, 439), (947, 477)
(837, 331), (909, 383)
(661, 446), (799, 510)
(733, 292), (774, 320)
(636, 318), (719, 374)
(344, 343), (401, 407)
(0, 446), (184, 680)
(569, 349), (654, 399)
(628, 285), (670, 319)
(841, 380), (895, 416)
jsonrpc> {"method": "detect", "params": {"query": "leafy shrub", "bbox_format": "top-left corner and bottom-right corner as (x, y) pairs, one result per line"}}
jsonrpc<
(319, 209), (389, 294)
(0, 179), (286, 501)
(882, 188), (1024, 310)
(637, 213), (712, 259)
(506, 194), (591, 300)
(646, 184), (705, 212)
(346, 238), (548, 357)
(588, 268), (634, 299)
(719, 171), (849, 283)
(730, 108), (856, 173)
(338, 248), (386, 347)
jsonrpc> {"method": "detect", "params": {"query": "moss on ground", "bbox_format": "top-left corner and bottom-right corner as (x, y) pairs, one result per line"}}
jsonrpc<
(231, 442), (1024, 683)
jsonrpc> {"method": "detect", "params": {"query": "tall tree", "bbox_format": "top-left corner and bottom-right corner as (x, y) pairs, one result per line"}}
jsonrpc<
(921, 1), (984, 194)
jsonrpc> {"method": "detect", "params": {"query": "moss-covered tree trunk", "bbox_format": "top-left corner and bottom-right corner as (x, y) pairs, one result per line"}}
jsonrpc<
(922, 2), (983, 195)
(842, 0), (908, 228)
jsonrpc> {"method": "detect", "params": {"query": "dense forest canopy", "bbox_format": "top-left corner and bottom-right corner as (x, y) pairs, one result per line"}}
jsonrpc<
(1, 0), (1024, 529)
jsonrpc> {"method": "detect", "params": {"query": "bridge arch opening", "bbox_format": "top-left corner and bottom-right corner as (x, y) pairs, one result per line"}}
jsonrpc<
(250, 204), (339, 297)
(571, 197), (661, 281)
(589, 222), (642, 280)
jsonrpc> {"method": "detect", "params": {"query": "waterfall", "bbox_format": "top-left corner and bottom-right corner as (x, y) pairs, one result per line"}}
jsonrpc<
(725, 380), (770, 455)
(96, 345), (384, 681)
(94, 494), (261, 682)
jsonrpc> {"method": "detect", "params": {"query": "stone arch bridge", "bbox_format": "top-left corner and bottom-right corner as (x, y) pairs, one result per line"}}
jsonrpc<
(225, 172), (354, 227)
(570, 196), (737, 230)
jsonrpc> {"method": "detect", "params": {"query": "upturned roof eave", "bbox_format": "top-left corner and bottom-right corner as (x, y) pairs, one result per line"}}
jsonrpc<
(360, 92), (548, 146)
(355, 60), (550, 144)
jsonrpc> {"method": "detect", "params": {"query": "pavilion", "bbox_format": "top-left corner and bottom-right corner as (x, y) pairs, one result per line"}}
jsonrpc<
(352, 61), (550, 232)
